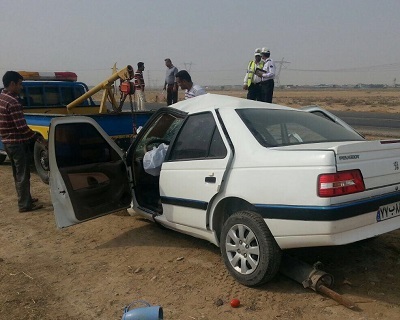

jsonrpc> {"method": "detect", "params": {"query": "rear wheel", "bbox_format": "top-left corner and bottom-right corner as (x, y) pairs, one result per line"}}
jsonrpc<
(0, 154), (6, 164)
(220, 210), (282, 286)
(34, 141), (49, 184)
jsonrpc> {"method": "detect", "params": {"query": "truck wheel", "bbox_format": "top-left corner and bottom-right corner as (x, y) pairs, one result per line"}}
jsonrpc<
(34, 141), (49, 184)
(220, 210), (282, 286)
(0, 154), (6, 164)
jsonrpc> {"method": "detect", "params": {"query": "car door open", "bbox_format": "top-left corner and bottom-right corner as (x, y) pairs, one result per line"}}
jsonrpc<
(49, 116), (132, 228)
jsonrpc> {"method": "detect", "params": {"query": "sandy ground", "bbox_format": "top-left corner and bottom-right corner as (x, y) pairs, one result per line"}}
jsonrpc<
(1, 89), (400, 320)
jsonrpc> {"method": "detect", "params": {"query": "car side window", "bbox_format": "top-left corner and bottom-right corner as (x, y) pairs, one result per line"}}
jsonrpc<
(54, 123), (120, 168)
(169, 112), (227, 161)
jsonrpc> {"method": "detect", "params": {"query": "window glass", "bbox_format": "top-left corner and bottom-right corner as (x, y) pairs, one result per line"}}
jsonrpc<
(26, 87), (44, 106)
(169, 112), (227, 161)
(209, 127), (227, 158)
(44, 86), (61, 105)
(55, 123), (120, 168)
(236, 108), (364, 147)
(134, 113), (183, 159)
(61, 87), (76, 105)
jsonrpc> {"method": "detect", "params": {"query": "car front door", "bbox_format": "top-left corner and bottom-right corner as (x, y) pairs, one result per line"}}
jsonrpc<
(49, 116), (131, 228)
(160, 111), (233, 229)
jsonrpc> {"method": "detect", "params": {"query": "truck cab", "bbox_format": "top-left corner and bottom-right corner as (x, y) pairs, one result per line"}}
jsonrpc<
(18, 71), (98, 114)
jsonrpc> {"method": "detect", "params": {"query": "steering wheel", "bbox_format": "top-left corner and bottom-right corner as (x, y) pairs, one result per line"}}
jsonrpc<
(143, 138), (170, 153)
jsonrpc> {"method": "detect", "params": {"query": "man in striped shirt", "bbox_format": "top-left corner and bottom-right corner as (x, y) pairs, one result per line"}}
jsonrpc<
(0, 71), (44, 212)
(175, 70), (206, 99)
(134, 62), (146, 111)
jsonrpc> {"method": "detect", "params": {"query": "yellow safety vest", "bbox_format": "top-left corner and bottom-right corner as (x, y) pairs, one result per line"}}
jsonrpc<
(246, 60), (265, 86)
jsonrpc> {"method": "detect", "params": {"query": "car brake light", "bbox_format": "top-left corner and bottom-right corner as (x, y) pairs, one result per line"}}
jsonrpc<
(318, 170), (365, 197)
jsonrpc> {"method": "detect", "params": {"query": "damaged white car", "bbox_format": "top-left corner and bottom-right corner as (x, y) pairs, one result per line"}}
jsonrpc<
(49, 94), (400, 286)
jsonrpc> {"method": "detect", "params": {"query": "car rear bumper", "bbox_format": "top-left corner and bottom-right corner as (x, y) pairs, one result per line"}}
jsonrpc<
(267, 213), (400, 249)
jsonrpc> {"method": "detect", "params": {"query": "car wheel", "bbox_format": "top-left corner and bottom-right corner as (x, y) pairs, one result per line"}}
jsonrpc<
(34, 141), (49, 184)
(220, 210), (282, 286)
(0, 154), (6, 164)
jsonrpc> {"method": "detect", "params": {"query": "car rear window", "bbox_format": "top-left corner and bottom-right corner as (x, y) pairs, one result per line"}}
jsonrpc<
(236, 108), (364, 147)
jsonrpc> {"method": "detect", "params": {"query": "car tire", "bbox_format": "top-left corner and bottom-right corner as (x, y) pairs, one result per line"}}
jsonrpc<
(220, 210), (282, 286)
(34, 141), (49, 184)
(0, 154), (6, 165)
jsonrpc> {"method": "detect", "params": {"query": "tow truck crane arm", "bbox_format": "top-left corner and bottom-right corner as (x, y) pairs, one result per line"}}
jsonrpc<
(66, 65), (134, 114)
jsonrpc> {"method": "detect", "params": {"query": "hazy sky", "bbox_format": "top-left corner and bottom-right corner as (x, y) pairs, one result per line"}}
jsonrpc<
(1, 0), (400, 87)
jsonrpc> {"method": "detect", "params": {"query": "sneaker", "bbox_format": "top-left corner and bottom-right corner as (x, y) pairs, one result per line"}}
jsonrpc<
(31, 198), (38, 203)
(19, 203), (43, 213)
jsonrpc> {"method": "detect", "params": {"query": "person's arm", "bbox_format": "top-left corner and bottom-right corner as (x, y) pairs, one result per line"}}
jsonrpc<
(257, 61), (275, 80)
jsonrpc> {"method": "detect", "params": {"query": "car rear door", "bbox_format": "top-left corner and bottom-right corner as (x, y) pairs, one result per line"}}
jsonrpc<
(48, 116), (132, 228)
(160, 111), (233, 229)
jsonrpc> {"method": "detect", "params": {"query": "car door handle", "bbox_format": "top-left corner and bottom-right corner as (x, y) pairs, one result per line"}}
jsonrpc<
(205, 176), (216, 183)
(87, 176), (99, 188)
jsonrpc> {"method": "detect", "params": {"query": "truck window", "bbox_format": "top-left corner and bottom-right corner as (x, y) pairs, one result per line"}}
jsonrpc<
(45, 87), (61, 105)
(27, 87), (44, 106)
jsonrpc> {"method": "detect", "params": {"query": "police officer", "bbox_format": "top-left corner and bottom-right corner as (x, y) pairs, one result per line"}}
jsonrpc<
(257, 47), (275, 103)
(243, 48), (264, 101)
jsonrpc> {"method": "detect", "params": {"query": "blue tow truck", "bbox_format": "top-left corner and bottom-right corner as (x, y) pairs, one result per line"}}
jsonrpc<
(0, 66), (153, 183)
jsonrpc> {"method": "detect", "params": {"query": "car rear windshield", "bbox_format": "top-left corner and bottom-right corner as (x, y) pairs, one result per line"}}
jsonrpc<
(236, 108), (364, 147)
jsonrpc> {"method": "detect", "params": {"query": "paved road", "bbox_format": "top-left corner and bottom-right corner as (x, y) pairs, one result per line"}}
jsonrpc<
(332, 111), (400, 138)
(123, 102), (400, 138)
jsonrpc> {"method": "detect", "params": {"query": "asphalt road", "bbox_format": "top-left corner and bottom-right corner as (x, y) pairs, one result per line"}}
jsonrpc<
(125, 102), (400, 138)
(332, 111), (400, 138)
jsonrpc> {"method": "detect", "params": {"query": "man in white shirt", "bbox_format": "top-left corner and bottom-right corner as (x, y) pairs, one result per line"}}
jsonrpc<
(175, 70), (206, 99)
(256, 47), (275, 103)
(163, 58), (179, 105)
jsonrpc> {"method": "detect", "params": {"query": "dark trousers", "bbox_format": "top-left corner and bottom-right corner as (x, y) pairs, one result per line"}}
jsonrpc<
(4, 142), (33, 210)
(260, 79), (275, 103)
(247, 83), (262, 101)
(166, 84), (178, 105)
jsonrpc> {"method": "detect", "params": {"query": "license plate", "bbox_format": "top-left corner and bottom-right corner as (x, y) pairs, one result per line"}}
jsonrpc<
(377, 201), (400, 222)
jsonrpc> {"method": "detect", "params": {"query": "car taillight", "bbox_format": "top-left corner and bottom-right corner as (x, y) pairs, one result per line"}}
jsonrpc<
(318, 170), (365, 197)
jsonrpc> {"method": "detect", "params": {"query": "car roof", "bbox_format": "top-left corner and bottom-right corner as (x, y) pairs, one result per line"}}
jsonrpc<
(170, 93), (295, 114)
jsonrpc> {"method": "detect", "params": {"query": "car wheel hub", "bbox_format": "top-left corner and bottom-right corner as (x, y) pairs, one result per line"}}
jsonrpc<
(225, 224), (260, 275)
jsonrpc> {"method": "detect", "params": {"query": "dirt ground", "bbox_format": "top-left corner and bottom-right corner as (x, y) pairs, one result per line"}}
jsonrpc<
(1, 89), (400, 320)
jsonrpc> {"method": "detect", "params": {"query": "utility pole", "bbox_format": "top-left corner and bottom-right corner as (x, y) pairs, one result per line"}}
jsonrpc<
(183, 62), (194, 73)
(274, 58), (290, 86)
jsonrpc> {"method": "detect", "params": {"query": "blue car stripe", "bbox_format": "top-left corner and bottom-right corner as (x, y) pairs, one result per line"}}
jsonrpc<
(161, 191), (400, 221)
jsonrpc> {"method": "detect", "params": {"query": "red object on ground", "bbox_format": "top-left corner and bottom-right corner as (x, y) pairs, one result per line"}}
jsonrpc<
(230, 298), (240, 308)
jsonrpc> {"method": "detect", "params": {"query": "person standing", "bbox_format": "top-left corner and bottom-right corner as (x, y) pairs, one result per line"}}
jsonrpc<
(134, 62), (146, 111)
(163, 58), (179, 105)
(257, 48), (275, 103)
(175, 70), (206, 99)
(243, 48), (264, 100)
(0, 71), (44, 212)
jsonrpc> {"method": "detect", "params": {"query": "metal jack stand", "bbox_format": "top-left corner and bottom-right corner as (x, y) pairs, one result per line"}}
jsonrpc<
(280, 254), (358, 310)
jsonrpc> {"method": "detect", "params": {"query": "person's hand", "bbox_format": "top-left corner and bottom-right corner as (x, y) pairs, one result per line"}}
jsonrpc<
(243, 85), (248, 90)
(256, 70), (263, 77)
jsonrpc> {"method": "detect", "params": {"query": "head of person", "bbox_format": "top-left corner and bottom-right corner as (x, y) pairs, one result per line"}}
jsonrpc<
(137, 62), (145, 71)
(254, 48), (262, 62)
(175, 70), (192, 90)
(261, 48), (270, 59)
(2, 71), (23, 95)
(165, 58), (173, 68)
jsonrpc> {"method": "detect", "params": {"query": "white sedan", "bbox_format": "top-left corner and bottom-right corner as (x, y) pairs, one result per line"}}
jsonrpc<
(49, 94), (400, 286)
